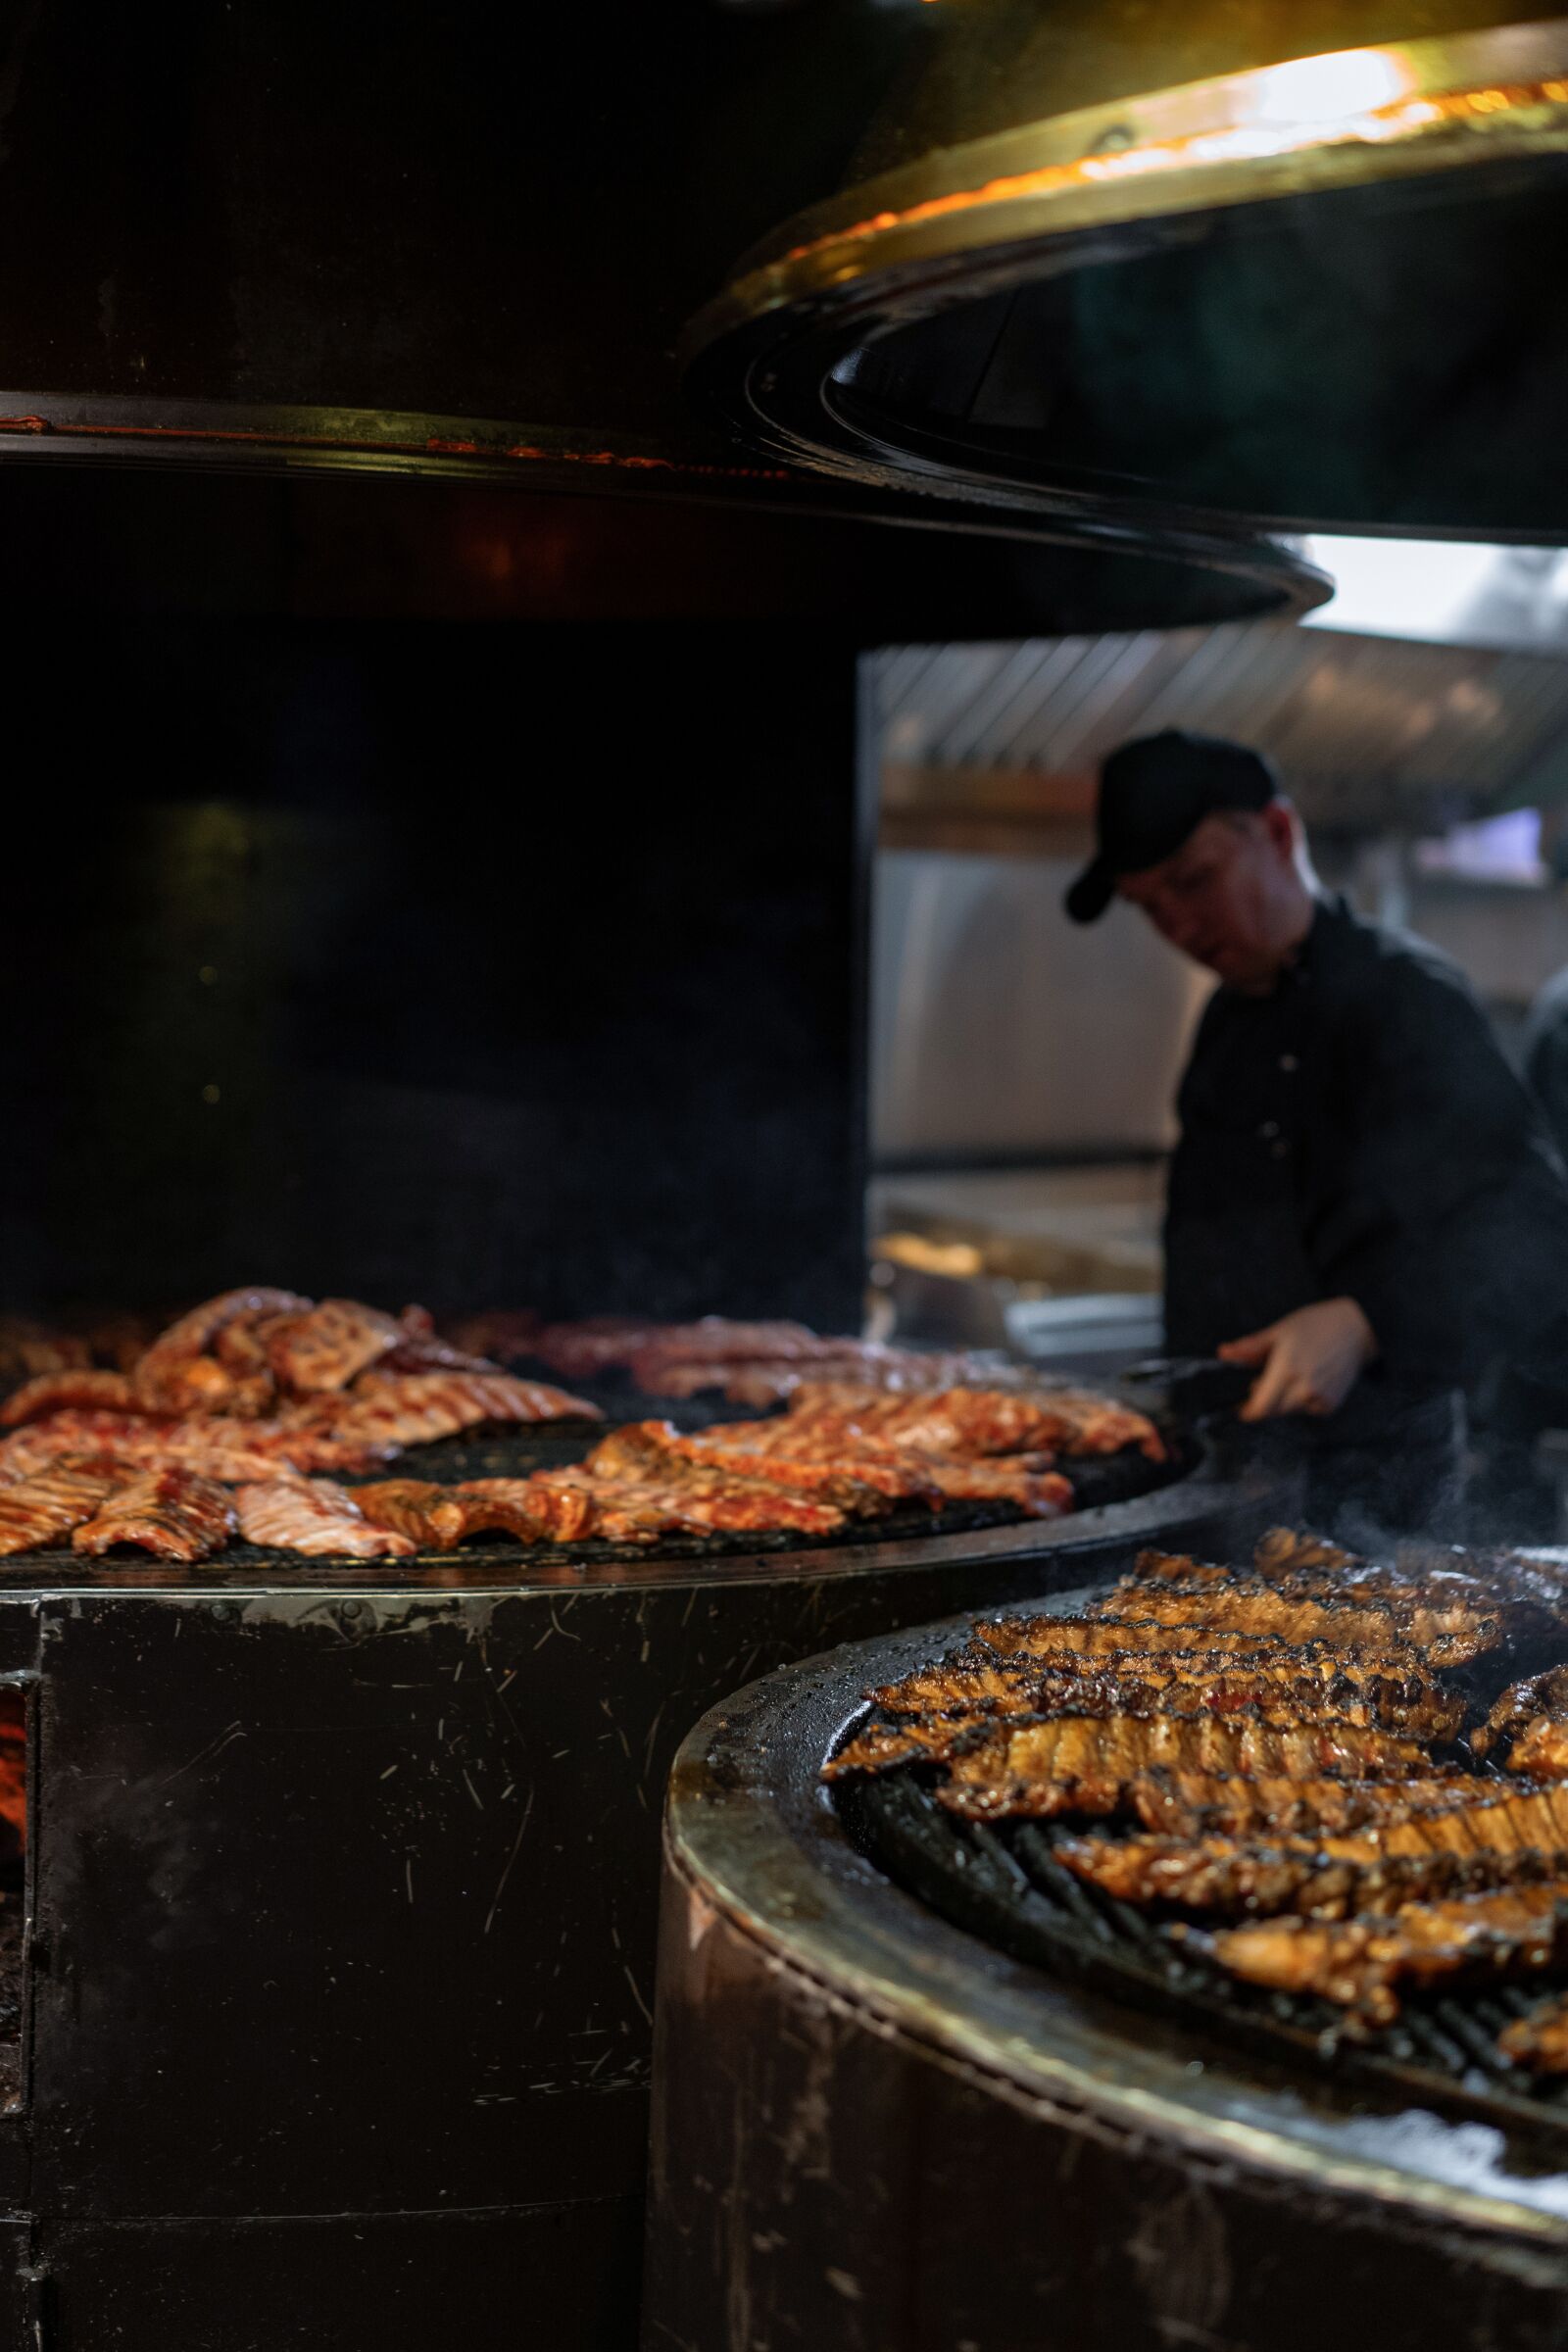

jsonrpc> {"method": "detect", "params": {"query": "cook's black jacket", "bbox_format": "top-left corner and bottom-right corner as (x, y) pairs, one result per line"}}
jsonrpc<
(1164, 894), (1568, 1393)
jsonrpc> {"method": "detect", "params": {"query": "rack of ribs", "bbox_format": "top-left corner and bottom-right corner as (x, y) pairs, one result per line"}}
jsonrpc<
(264, 1299), (406, 1393)
(72, 1468), (238, 1561)
(972, 1614), (1306, 1663)
(1128, 1772), (1530, 1841)
(1087, 1577), (1498, 1665)
(866, 1647), (1461, 1740)
(931, 1715), (1431, 1821)
(233, 1478), (417, 1559)
(1184, 1886), (1568, 2026)
(1054, 1832), (1568, 1920)
(0, 1460), (125, 1554)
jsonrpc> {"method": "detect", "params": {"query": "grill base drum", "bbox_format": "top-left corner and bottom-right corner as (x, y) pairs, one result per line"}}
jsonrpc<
(0, 1431), (1262, 2350)
(647, 1603), (1568, 2352)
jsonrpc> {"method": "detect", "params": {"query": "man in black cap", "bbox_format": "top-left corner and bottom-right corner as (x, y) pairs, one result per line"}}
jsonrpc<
(1068, 729), (1568, 1529)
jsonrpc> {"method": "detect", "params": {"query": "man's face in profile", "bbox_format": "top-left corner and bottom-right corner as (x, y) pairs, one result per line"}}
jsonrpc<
(1116, 808), (1296, 990)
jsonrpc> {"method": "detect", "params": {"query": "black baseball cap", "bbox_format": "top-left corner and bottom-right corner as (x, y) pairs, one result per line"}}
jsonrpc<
(1065, 730), (1280, 923)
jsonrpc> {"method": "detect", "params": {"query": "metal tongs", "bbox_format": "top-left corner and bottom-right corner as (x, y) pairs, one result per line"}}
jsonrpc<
(1120, 1354), (1254, 1415)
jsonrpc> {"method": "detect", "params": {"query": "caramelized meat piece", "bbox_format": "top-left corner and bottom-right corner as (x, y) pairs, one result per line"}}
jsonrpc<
(636, 1424), (921, 1514)
(266, 1298), (404, 1393)
(1092, 1578), (1496, 1666)
(0, 1460), (124, 1554)
(330, 1371), (601, 1450)
(1131, 1772), (1527, 1841)
(378, 1305), (502, 1376)
(72, 1468), (237, 1561)
(932, 1715), (1429, 1820)
(0, 1370), (145, 1427)
(1055, 1833), (1567, 1919)
(1474, 1667), (1568, 1777)
(346, 1479), (460, 1548)
(492, 1473), (599, 1544)
(134, 1289), (313, 1406)
(1498, 1993), (1568, 2073)
(443, 1480), (563, 1544)
(823, 1718), (993, 1778)
(1190, 1886), (1568, 2026)
(234, 1478), (416, 1559)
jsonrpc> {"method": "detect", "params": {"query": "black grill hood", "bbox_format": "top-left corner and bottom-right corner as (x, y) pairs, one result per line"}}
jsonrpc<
(0, 1), (1330, 632)
(687, 5), (1568, 543)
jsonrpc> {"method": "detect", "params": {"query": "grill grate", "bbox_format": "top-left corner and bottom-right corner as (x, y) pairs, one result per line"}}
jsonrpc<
(0, 1383), (1189, 1577)
(837, 1767), (1568, 2144)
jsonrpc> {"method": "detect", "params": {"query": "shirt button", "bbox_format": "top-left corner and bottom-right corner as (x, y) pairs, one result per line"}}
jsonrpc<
(1279, 1054), (1298, 1073)
(1259, 1120), (1280, 1138)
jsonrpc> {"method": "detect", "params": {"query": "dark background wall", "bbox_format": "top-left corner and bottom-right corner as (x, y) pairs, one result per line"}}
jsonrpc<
(0, 622), (867, 1326)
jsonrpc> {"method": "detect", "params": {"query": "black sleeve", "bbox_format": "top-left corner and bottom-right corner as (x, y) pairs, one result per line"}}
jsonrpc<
(1312, 957), (1568, 1388)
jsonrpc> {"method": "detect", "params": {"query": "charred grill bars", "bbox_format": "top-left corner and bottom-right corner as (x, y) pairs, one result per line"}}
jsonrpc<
(647, 1591), (1568, 2352)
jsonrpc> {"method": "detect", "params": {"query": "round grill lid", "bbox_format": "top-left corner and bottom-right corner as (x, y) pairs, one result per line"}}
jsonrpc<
(685, 7), (1568, 539)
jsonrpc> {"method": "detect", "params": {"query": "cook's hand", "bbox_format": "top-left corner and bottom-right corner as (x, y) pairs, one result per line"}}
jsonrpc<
(1217, 1298), (1376, 1422)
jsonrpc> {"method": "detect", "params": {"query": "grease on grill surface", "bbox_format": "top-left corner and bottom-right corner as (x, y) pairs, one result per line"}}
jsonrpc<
(831, 1531), (1568, 2132)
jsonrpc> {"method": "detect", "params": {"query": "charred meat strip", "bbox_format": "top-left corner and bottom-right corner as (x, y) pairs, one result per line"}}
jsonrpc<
(1054, 1833), (1568, 1920)
(72, 1468), (237, 1561)
(1497, 1993), (1568, 2073)
(973, 1613), (1305, 1664)
(1091, 1578), (1497, 1665)
(669, 1429), (941, 1510)
(0, 1370), (148, 1427)
(932, 1716), (1431, 1820)
(1130, 1772), (1529, 1841)
(490, 1473), (599, 1544)
(1186, 1886), (1568, 2026)
(1474, 1667), (1568, 1779)
(330, 1371), (601, 1450)
(265, 1298), (405, 1393)
(866, 1650), (1461, 1740)
(0, 1460), (125, 1554)
(234, 1478), (416, 1559)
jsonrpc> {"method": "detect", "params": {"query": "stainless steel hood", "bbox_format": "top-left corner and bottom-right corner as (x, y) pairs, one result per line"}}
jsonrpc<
(685, 8), (1568, 540)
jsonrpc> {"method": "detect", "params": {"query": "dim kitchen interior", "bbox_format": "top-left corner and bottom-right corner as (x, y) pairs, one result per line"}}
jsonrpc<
(0, 3), (1566, 2347)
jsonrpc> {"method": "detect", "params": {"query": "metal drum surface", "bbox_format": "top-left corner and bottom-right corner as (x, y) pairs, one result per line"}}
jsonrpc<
(0, 1441), (1274, 2352)
(647, 1602), (1568, 2352)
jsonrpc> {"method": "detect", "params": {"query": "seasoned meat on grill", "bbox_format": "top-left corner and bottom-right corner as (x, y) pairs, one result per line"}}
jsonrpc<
(1092, 1578), (1497, 1665)
(0, 1460), (124, 1554)
(493, 1473), (599, 1543)
(973, 1614), (1308, 1664)
(1130, 1772), (1527, 1841)
(72, 1468), (237, 1561)
(1188, 1886), (1568, 2026)
(1252, 1527), (1359, 1579)
(582, 1425), (848, 1535)
(1054, 1832), (1568, 1919)
(933, 1716), (1431, 1820)
(868, 1650), (1461, 1740)
(442, 1480), (564, 1544)
(669, 1429), (942, 1509)
(0, 1370), (148, 1427)
(134, 1288), (313, 1406)
(781, 1383), (1163, 1462)
(330, 1371), (601, 1450)
(1473, 1667), (1568, 1778)
(234, 1478), (416, 1559)
(377, 1306), (503, 1377)
(1497, 1993), (1568, 2072)
(345, 1479), (461, 1548)
(265, 1298), (405, 1393)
